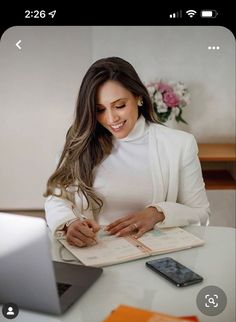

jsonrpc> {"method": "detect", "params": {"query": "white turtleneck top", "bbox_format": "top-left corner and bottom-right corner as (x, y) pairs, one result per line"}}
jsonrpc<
(45, 115), (210, 236)
(92, 116), (153, 225)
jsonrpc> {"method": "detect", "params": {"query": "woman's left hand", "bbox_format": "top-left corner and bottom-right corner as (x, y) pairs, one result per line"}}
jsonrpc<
(105, 207), (165, 238)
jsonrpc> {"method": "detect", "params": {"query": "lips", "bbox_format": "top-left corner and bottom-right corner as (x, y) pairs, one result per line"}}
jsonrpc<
(110, 121), (126, 132)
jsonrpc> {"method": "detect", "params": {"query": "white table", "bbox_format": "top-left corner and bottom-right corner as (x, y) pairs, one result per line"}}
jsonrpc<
(1, 227), (235, 322)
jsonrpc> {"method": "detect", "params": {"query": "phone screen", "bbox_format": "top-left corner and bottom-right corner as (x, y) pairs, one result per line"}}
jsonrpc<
(146, 257), (203, 287)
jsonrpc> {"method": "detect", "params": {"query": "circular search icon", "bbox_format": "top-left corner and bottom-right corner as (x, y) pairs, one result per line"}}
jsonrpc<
(196, 285), (227, 316)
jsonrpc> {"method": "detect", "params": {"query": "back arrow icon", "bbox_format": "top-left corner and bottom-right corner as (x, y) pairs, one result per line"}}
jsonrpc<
(16, 40), (22, 50)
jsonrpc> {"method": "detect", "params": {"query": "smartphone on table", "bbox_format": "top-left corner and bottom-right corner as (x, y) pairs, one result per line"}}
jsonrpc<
(146, 257), (203, 287)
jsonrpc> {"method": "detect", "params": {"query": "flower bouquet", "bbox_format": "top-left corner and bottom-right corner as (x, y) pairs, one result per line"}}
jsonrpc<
(146, 81), (190, 124)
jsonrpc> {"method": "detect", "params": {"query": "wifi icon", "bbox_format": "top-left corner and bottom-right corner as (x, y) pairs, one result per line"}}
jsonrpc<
(186, 10), (197, 17)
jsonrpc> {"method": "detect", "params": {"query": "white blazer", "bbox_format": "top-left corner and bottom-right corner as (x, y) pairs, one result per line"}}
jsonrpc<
(148, 122), (210, 228)
(45, 120), (210, 236)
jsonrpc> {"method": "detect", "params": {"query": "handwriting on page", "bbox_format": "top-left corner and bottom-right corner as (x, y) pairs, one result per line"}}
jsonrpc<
(63, 234), (144, 266)
(138, 228), (204, 253)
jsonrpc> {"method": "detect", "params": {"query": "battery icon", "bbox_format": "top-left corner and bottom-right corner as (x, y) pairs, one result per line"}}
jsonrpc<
(201, 10), (218, 18)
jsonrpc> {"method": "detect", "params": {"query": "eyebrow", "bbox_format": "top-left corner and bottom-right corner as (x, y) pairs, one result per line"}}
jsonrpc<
(97, 97), (128, 107)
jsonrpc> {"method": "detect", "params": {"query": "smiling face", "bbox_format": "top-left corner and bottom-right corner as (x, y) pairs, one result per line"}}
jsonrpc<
(96, 80), (140, 139)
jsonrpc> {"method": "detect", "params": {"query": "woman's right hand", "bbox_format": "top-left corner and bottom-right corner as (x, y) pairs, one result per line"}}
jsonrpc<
(66, 219), (100, 247)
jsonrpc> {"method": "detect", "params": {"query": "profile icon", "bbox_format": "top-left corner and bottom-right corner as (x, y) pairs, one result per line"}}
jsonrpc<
(7, 306), (14, 315)
(2, 303), (19, 319)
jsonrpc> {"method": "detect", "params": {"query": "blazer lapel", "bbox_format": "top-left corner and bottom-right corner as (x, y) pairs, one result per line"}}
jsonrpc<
(148, 126), (165, 203)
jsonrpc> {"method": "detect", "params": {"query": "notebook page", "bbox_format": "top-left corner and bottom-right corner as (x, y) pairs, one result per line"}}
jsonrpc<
(59, 231), (147, 267)
(138, 227), (204, 255)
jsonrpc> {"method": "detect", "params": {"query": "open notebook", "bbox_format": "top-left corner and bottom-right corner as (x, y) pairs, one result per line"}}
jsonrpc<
(59, 227), (204, 267)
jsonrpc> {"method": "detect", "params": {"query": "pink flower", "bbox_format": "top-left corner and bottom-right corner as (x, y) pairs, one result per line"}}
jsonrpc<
(146, 80), (190, 124)
(156, 82), (173, 93)
(163, 91), (180, 107)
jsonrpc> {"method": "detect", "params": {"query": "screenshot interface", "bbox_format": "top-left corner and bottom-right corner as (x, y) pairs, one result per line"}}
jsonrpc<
(0, 6), (235, 322)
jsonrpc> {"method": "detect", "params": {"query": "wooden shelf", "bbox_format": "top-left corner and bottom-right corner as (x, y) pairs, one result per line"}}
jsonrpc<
(198, 144), (236, 162)
(198, 144), (236, 190)
(202, 170), (236, 190)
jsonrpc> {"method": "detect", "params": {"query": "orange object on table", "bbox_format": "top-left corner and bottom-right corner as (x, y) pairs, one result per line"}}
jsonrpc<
(103, 304), (199, 322)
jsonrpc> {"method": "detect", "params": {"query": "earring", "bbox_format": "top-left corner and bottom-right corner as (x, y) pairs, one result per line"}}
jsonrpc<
(138, 99), (143, 107)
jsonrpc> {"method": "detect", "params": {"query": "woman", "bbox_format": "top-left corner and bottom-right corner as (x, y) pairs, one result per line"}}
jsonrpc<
(44, 57), (210, 247)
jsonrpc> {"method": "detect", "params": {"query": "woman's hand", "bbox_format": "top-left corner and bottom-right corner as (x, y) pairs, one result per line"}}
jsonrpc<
(66, 219), (100, 247)
(105, 207), (165, 238)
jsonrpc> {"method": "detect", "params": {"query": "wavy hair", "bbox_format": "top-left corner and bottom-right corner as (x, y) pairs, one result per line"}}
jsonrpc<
(44, 57), (158, 212)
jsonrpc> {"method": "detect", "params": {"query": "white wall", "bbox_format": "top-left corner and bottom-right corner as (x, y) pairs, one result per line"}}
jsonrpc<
(0, 26), (235, 208)
(92, 26), (235, 141)
(0, 26), (92, 208)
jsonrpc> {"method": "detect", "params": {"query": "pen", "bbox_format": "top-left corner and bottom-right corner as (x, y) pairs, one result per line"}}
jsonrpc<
(71, 205), (105, 231)
(71, 205), (88, 221)
(71, 206), (99, 243)
(79, 214), (88, 221)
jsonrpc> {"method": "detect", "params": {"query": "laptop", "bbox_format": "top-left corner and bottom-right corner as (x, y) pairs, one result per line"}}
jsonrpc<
(0, 212), (103, 315)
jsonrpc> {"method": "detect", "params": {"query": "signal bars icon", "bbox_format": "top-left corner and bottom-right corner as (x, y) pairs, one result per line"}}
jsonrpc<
(170, 9), (198, 19)
(169, 10), (182, 18)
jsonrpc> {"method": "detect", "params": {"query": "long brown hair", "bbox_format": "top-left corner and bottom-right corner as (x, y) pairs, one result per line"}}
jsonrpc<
(44, 57), (158, 212)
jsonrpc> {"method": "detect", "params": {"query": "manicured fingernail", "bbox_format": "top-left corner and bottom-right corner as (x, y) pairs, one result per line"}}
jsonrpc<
(115, 232), (120, 237)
